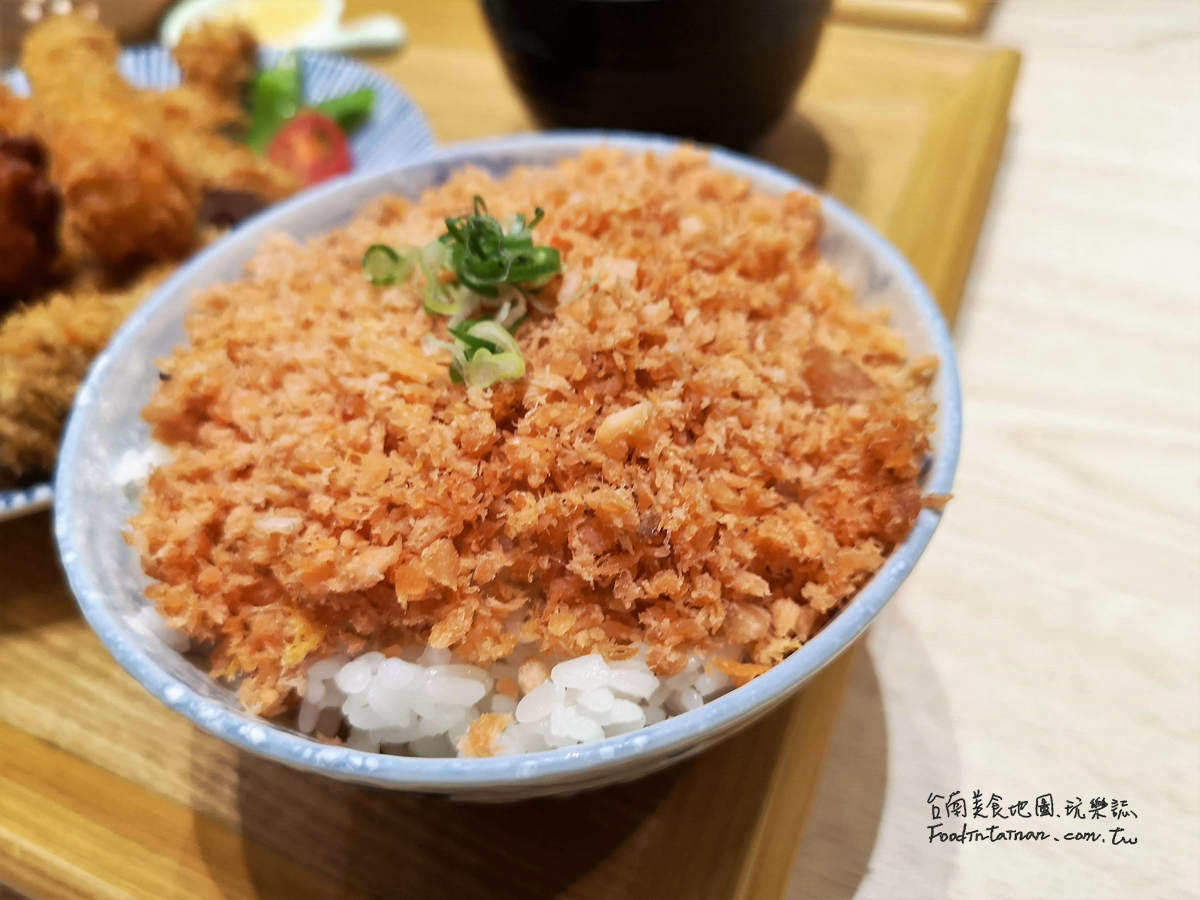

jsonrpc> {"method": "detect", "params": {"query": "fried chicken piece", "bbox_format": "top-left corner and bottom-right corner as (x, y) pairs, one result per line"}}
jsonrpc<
(0, 132), (61, 307)
(173, 21), (258, 101)
(20, 14), (200, 268)
(171, 127), (299, 210)
(138, 24), (298, 220)
(141, 86), (299, 213)
(0, 264), (171, 482)
(0, 84), (29, 135)
(151, 84), (246, 134)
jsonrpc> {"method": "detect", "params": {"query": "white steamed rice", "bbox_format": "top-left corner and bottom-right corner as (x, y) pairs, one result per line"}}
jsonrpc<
(122, 445), (737, 758)
(294, 641), (734, 758)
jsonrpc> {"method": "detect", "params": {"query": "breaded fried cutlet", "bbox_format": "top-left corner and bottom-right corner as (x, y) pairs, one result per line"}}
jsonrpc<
(0, 132), (61, 305)
(142, 85), (299, 208)
(142, 23), (299, 214)
(0, 84), (29, 134)
(0, 17), (304, 483)
(0, 264), (172, 482)
(173, 21), (259, 101)
(20, 15), (201, 267)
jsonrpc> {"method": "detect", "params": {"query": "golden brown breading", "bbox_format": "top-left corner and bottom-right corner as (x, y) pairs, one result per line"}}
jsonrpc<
(0, 133), (60, 304)
(170, 128), (300, 204)
(173, 21), (258, 101)
(0, 84), (29, 135)
(0, 264), (171, 482)
(1, 17), (301, 483)
(141, 86), (299, 205)
(165, 22), (298, 204)
(20, 14), (200, 268)
(146, 85), (246, 134)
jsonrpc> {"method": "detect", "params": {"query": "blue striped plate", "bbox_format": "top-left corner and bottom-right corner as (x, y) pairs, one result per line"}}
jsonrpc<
(1, 45), (434, 520)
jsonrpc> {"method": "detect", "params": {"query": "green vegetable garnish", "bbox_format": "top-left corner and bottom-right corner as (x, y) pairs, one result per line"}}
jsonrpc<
(441, 197), (561, 297)
(463, 346), (525, 388)
(362, 195), (560, 388)
(246, 59), (376, 153)
(447, 318), (498, 353)
(246, 54), (303, 153)
(448, 320), (525, 387)
(315, 89), (376, 133)
(362, 244), (416, 286)
(449, 319), (520, 356)
(417, 242), (470, 316)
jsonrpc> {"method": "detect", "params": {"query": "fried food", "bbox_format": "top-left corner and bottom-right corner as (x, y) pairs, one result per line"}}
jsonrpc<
(151, 85), (246, 134)
(0, 133), (60, 306)
(140, 24), (298, 218)
(0, 16), (304, 483)
(20, 14), (200, 268)
(173, 21), (258, 101)
(0, 265), (171, 482)
(0, 84), (29, 134)
(142, 86), (298, 211)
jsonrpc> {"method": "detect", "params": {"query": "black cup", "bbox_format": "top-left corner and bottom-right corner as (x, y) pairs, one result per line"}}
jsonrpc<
(481, 0), (831, 150)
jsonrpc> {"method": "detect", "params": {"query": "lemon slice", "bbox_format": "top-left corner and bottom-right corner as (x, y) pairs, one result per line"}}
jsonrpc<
(160, 0), (404, 52)
(219, 0), (330, 43)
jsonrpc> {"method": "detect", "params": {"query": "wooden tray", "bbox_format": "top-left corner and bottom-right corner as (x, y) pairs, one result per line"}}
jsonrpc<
(835, 0), (995, 34)
(0, 18), (1018, 900)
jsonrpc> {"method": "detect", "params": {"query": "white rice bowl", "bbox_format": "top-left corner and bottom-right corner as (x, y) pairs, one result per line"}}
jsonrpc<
(54, 134), (960, 796)
(118, 443), (738, 759)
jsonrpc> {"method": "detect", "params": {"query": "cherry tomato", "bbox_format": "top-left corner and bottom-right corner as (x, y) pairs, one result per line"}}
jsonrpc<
(266, 111), (353, 186)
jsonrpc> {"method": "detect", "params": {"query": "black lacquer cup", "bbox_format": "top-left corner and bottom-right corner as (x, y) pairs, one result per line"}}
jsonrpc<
(481, 0), (831, 149)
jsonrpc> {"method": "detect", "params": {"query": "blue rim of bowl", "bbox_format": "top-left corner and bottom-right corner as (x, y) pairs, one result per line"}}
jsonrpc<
(55, 131), (961, 790)
(0, 482), (53, 522)
(0, 43), (434, 521)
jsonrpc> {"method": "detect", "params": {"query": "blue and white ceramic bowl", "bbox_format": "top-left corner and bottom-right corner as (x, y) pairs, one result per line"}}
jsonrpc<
(54, 133), (960, 799)
(0, 481), (53, 522)
(0, 44), (434, 519)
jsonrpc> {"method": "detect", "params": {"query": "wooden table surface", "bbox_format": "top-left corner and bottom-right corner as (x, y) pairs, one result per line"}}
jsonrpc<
(787, 3), (1200, 898)
(835, 0), (994, 34)
(2, 0), (1196, 897)
(0, 4), (1024, 896)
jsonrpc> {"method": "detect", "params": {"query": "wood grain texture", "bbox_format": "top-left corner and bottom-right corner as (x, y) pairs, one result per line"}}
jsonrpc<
(788, 3), (1200, 898)
(0, 722), (348, 900)
(0, 17), (1022, 900)
(834, 0), (994, 34)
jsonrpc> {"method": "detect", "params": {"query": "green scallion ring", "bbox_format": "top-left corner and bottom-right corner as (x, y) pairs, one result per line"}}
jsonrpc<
(362, 244), (415, 286)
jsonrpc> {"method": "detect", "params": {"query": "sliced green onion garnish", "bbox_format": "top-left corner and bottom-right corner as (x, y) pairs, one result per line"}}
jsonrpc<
(441, 196), (561, 297)
(417, 242), (467, 315)
(424, 282), (468, 317)
(447, 319), (495, 353)
(364, 195), (556, 389)
(362, 243), (417, 286)
(493, 286), (527, 330)
(461, 319), (521, 357)
(464, 347), (524, 388)
(446, 292), (482, 329)
(441, 319), (526, 387)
